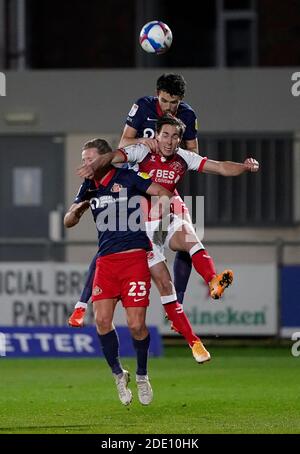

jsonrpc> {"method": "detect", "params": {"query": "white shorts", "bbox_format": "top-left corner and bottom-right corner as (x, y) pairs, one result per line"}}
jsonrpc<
(145, 214), (203, 268)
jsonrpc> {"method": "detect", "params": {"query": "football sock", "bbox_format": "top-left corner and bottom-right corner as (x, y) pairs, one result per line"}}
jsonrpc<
(173, 251), (193, 304)
(98, 330), (123, 375)
(190, 247), (216, 284)
(79, 253), (97, 304)
(164, 302), (199, 346)
(132, 333), (150, 376)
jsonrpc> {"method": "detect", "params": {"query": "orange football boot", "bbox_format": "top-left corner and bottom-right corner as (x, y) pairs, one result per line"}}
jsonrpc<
(191, 340), (211, 364)
(209, 269), (234, 300)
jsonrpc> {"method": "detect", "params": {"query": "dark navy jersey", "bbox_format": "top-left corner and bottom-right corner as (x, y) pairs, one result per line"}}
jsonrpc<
(126, 96), (198, 141)
(74, 168), (152, 257)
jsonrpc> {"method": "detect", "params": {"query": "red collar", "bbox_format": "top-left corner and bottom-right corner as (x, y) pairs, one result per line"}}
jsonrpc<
(155, 99), (179, 117)
(94, 168), (116, 188)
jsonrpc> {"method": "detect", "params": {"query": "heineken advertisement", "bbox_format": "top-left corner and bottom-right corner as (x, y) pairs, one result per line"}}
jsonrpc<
(149, 262), (277, 336)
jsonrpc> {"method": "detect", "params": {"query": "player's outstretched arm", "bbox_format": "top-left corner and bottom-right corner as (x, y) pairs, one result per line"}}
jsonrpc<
(64, 201), (90, 228)
(202, 157), (259, 176)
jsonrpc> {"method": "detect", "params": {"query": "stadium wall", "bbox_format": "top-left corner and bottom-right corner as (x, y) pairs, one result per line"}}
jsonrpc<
(1, 68), (300, 134)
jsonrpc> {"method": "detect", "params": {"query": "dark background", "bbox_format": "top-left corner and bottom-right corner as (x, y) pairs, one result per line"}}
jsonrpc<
(4, 0), (300, 69)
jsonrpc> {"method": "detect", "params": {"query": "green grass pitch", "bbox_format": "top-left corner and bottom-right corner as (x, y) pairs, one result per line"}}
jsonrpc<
(0, 346), (300, 434)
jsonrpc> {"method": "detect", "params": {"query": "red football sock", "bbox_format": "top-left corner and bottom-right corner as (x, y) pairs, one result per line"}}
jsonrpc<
(191, 249), (216, 284)
(164, 302), (199, 346)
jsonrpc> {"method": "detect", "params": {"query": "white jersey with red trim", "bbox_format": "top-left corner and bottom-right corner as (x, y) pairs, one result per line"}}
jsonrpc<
(120, 144), (207, 193)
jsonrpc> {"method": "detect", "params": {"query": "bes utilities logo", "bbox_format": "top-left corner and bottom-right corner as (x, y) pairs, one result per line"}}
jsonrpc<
(0, 72), (6, 96)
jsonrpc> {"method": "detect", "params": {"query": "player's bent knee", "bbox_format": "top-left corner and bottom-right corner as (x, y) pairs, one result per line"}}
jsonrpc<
(94, 315), (113, 333)
(127, 321), (147, 339)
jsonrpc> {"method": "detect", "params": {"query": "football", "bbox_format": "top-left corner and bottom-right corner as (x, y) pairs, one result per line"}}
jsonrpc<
(139, 20), (173, 54)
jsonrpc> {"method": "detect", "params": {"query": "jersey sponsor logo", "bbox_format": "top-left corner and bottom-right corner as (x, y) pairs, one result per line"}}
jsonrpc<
(93, 286), (102, 296)
(137, 172), (151, 180)
(90, 195), (114, 209)
(128, 103), (139, 117)
(111, 183), (123, 193)
(195, 119), (198, 130)
(150, 155), (156, 162)
(149, 169), (176, 180)
(134, 297), (145, 303)
(147, 117), (158, 121)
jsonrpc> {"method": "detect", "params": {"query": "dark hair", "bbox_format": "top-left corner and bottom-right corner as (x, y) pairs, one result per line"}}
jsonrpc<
(82, 138), (112, 155)
(156, 114), (186, 139)
(156, 73), (186, 98)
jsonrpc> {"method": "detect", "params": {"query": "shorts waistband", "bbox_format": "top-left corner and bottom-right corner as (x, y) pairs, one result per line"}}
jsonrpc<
(97, 249), (147, 261)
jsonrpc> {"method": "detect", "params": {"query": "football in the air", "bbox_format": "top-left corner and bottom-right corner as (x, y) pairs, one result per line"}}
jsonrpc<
(139, 20), (173, 54)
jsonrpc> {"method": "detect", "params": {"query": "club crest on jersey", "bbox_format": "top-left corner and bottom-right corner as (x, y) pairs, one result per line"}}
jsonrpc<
(128, 103), (139, 117)
(111, 183), (123, 193)
(93, 286), (102, 296)
(170, 161), (183, 173)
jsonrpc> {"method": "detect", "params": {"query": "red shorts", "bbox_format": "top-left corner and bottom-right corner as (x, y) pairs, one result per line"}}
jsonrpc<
(92, 250), (151, 307)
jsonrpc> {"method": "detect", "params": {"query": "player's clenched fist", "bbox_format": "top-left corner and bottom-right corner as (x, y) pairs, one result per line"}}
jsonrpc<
(243, 157), (259, 172)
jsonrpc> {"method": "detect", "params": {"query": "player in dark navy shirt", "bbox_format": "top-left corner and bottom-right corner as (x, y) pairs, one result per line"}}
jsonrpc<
(120, 73), (198, 153)
(64, 138), (172, 406)
(73, 169), (153, 257)
(119, 74), (198, 306)
(124, 94), (197, 149)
